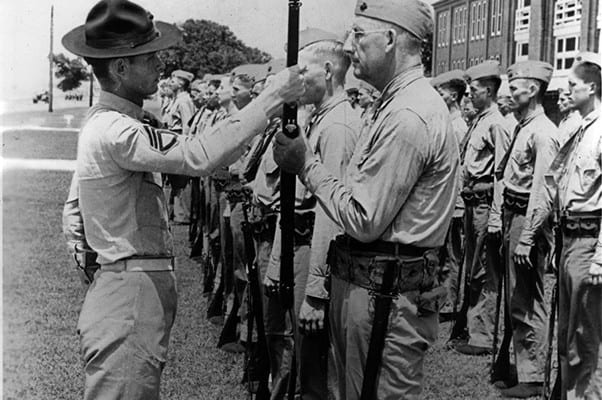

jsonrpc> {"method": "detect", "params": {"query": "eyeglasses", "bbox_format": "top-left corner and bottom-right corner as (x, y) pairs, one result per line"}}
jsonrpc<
(344, 28), (389, 44)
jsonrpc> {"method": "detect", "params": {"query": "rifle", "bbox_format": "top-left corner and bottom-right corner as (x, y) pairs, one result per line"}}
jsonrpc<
(543, 219), (562, 400)
(241, 199), (271, 399)
(489, 230), (516, 386)
(280, 1), (302, 398)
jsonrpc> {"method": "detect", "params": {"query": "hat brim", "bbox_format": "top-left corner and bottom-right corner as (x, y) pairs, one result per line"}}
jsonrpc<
(62, 21), (181, 59)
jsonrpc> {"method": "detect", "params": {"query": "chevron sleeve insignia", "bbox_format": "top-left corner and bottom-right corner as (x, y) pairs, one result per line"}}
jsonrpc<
(142, 125), (179, 154)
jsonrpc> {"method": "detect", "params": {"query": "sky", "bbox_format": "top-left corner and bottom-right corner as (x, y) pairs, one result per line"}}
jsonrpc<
(0, 0), (437, 101)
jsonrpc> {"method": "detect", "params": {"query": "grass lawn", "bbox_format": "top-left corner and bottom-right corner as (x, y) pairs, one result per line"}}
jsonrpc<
(2, 118), (547, 399)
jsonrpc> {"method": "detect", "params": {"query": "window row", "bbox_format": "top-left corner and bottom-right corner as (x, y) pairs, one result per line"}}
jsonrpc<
(470, 0), (488, 41)
(453, 6), (468, 44)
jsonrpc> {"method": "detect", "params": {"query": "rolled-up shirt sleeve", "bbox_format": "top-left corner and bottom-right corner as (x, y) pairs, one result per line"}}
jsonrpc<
(488, 123), (511, 231)
(108, 101), (269, 177)
(299, 111), (426, 242)
(62, 172), (88, 253)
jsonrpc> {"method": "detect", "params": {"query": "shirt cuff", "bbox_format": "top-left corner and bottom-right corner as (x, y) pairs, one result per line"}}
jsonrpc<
(299, 156), (327, 193)
(304, 274), (330, 300)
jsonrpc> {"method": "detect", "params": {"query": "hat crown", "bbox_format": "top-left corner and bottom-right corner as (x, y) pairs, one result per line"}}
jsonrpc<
(85, 0), (159, 50)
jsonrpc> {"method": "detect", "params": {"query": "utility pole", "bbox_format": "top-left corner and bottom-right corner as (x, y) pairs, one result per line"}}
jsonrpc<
(89, 69), (94, 106)
(48, 5), (54, 113)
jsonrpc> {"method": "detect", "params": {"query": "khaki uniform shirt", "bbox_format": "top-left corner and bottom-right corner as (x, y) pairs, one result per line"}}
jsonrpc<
(557, 110), (582, 147)
(451, 108), (469, 217)
(501, 106), (560, 246)
(462, 104), (513, 230)
(166, 91), (196, 135)
(62, 90), (268, 265)
(299, 67), (459, 247)
(529, 108), (602, 263)
(304, 94), (361, 300)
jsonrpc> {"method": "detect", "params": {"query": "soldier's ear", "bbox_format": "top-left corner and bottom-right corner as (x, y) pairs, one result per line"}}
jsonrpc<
(384, 29), (397, 53)
(324, 61), (333, 81)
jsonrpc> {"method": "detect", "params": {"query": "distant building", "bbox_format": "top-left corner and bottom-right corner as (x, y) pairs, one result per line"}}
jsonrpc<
(433, 0), (601, 89)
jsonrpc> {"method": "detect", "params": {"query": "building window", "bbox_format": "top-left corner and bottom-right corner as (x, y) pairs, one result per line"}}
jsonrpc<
(463, 6), (468, 42)
(516, 41), (529, 61)
(555, 35), (580, 70)
(555, 0), (582, 27)
(453, 6), (468, 44)
(438, 11), (449, 47)
(515, 0), (531, 33)
(471, 2), (477, 40)
(491, 0), (503, 36)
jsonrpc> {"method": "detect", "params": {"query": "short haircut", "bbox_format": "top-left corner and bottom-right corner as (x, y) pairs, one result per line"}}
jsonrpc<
(440, 79), (466, 105)
(208, 80), (221, 90)
(574, 62), (602, 99)
(477, 77), (501, 98)
(84, 57), (113, 85)
(233, 74), (255, 89)
(532, 79), (548, 102)
(303, 40), (351, 84)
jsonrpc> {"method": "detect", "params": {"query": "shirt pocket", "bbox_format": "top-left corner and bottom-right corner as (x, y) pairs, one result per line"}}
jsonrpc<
(137, 173), (168, 228)
(576, 155), (600, 189)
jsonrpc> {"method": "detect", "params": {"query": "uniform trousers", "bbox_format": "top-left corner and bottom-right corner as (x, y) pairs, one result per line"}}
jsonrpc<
(503, 210), (549, 382)
(558, 236), (602, 400)
(78, 269), (177, 400)
(440, 216), (464, 313)
(328, 273), (439, 400)
(464, 203), (499, 348)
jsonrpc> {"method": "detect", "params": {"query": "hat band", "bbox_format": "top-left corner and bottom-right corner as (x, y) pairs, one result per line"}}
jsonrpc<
(87, 24), (161, 50)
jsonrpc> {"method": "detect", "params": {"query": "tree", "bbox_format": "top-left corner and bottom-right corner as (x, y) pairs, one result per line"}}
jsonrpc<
(421, 31), (433, 77)
(159, 19), (272, 79)
(53, 53), (89, 91)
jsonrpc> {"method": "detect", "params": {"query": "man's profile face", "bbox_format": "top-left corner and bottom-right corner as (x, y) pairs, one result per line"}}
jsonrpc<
(122, 52), (164, 99)
(468, 80), (489, 112)
(567, 70), (591, 111)
(231, 78), (252, 109)
(557, 91), (574, 114)
(508, 78), (533, 111)
(435, 85), (456, 109)
(357, 88), (372, 108)
(343, 17), (388, 84)
(297, 49), (327, 106)
(496, 95), (516, 116)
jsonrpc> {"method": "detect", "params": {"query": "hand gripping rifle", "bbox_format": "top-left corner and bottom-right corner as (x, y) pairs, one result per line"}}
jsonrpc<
(280, 1), (302, 398)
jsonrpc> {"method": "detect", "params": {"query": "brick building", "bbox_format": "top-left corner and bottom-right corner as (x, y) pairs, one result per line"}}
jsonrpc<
(432, 0), (601, 87)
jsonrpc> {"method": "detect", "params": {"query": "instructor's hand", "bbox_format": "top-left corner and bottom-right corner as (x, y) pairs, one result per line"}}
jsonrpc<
(259, 65), (306, 118)
(273, 131), (313, 174)
(513, 243), (533, 268)
(298, 296), (326, 335)
(263, 275), (279, 298)
(587, 262), (602, 286)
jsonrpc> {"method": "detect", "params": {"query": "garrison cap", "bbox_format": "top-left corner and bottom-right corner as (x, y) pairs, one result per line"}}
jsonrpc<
(190, 79), (206, 91)
(171, 70), (194, 83)
(507, 61), (553, 83)
(465, 60), (503, 82)
(354, 0), (434, 41)
(299, 28), (341, 51)
(430, 69), (466, 88)
(574, 52), (601, 69)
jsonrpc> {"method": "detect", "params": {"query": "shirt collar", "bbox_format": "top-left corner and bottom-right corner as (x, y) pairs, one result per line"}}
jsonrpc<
(378, 65), (423, 106)
(518, 104), (545, 128)
(310, 92), (349, 123)
(98, 90), (145, 121)
(581, 106), (600, 127)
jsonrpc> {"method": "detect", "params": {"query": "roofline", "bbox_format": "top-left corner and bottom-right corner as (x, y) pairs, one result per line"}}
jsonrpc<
(432, 0), (467, 11)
